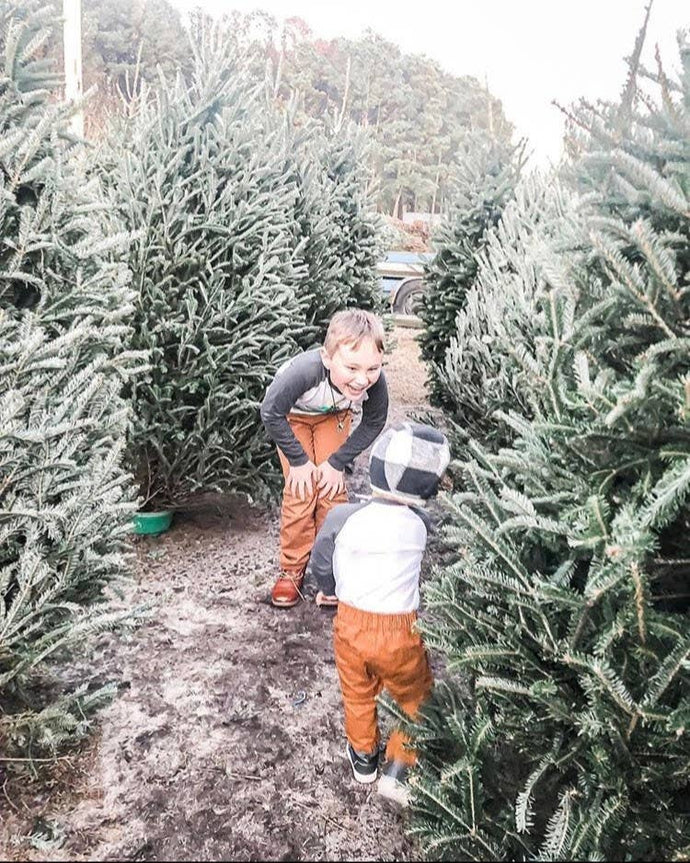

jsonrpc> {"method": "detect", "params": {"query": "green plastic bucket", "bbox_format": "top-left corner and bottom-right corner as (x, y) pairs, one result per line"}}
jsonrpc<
(132, 510), (173, 535)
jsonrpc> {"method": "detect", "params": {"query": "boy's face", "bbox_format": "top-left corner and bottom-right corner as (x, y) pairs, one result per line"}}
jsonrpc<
(321, 338), (383, 401)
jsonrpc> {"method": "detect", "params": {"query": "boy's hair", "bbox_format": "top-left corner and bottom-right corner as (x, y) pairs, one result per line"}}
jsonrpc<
(369, 421), (450, 505)
(324, 309), (385, 355)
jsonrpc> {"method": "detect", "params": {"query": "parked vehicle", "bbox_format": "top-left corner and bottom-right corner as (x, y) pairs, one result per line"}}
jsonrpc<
(378, 251), (434, 315)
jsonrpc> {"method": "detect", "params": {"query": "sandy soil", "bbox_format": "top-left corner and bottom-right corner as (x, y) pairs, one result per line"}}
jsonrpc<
(0, 327), (441, 862)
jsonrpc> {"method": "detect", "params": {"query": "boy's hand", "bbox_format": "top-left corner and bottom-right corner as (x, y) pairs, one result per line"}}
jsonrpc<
(287, 461), (317, 500)
(317, 461), (345, 499)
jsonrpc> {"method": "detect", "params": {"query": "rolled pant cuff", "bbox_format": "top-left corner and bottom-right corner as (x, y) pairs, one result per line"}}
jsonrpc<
(348, 736), (379, 757)
(385, 731), (416, 766)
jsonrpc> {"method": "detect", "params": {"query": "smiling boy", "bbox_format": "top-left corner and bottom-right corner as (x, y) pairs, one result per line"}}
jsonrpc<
(260, 310), (388, 608)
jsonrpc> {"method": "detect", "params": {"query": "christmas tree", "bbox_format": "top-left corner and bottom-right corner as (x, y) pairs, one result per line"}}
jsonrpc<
(310, 121), (385, 319)
(438, 174), (587, 456)
(101, 19), (385, 508)
(100, 23), (309, 508)
(272, 107), (384, 350)
(0, 2), (142, 754)
(418, 133), (524, 409)
(408, 32), (690, 862)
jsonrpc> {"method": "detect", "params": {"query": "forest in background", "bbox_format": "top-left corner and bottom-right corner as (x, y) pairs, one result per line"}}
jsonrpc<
(76, 0), (514, 218)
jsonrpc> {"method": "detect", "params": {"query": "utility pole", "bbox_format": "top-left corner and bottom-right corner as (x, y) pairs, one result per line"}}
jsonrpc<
(63, 0), (84, 137)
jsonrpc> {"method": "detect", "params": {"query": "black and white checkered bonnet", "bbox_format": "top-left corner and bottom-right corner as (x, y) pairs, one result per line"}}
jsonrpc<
(369, 421), (450, 504)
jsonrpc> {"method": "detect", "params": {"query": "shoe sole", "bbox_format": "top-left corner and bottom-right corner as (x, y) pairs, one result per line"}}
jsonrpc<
(271, 596), (301, 608)
(345, 745), (378, 784)
(315, 596), (338, 608)
(377, 775), (410, 807)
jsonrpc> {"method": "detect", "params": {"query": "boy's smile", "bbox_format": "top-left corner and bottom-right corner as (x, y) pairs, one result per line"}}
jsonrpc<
(321, 338), (383, 401)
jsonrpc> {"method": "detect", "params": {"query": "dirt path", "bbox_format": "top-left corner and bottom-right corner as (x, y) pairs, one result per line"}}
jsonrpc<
(1, 326), (438, 862)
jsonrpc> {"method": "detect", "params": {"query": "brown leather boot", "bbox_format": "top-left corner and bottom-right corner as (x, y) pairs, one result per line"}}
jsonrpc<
(271, 571), (304, 608)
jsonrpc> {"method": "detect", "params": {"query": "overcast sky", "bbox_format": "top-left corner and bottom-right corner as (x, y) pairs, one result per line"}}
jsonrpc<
(170, 0), (688, 166)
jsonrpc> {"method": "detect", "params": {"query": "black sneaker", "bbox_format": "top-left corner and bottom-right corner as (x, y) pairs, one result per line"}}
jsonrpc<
(345, 742), (378, 784)
(377, 760), (410, 806)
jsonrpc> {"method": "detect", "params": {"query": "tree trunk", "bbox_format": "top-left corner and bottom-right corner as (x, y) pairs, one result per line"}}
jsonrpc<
(431, 150), (442, 214)
(392, 187), (403, 220)
(484, 74), (494, 136)
(272, 28), (285, 98)
(337, 54), (351, 131)
(362, 74), (370, 127)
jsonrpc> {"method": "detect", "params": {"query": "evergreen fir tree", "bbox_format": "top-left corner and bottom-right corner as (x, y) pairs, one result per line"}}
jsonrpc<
(438, 174), (588, 456)
(418, 133), (524, 409)
(270, 106), (338, 349)
(311, 121), (385, 318)
(100, 24), (310, 508)
(100, 16), (386, 508)
(406, 34), (690, 861)
(273, 107), (384, 350)
(0, 3), (142, 755)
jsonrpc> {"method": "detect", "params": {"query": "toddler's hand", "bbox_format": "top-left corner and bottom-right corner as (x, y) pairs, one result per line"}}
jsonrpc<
(287, 461), (317, 500)
(317, 461), (345, 499)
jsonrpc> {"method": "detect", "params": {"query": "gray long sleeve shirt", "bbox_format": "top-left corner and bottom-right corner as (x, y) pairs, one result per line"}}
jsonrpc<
(260, 349), (388, 470)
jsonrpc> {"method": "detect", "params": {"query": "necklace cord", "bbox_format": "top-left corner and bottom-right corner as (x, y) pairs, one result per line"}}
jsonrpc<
(328, 379), (352, 432)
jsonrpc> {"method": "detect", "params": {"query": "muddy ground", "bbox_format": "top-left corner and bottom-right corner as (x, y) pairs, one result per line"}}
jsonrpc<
(0, 325), (443, 862)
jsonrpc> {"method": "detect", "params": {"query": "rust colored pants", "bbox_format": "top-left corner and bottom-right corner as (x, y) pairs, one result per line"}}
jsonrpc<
(334, 601), (433, 766)
(277, 411), (351, 575)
